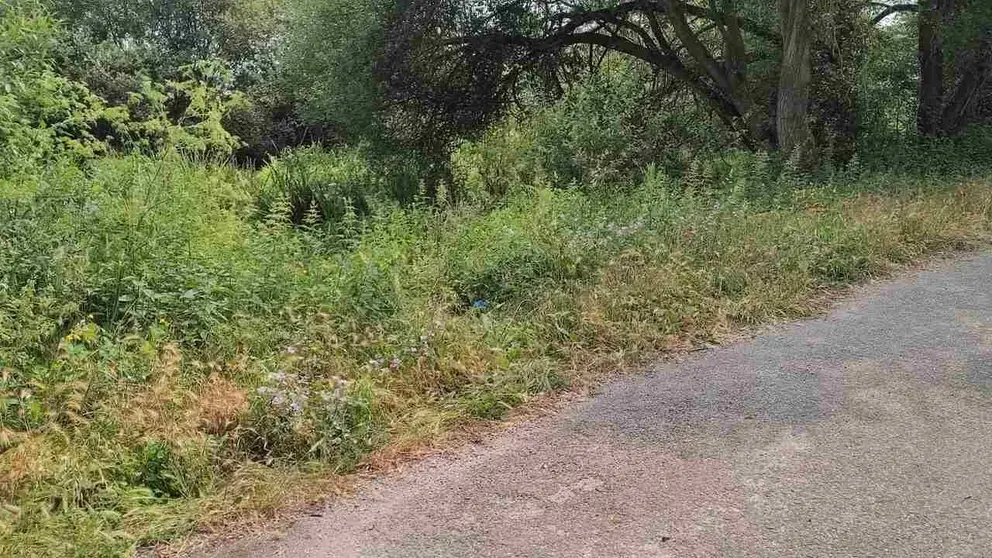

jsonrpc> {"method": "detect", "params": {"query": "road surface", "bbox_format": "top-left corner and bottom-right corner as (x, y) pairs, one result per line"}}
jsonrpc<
(202, 252), (992, 557)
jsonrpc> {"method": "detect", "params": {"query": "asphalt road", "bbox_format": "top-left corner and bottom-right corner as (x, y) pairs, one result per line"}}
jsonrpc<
(202, 253), (992, 558)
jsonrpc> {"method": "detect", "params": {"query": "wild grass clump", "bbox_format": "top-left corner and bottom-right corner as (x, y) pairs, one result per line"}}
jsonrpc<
(255, 146), (375, 228)
(2, 145), (992, 556)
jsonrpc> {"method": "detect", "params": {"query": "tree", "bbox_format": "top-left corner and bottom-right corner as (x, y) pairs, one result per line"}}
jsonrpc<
(917, 0), (953, 135)
(778, 0), (813, 158)
(941, 34), (992, 134)
(50, 0), (282, 127)
(280, 0), (386, 141)
(379, 0), (784, 153)
(810, 0), (864, 161)
(916, 0), (992, 136)
(377, 0), (888, 162)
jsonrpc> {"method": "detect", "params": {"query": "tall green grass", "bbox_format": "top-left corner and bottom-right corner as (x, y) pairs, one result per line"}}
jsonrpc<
(2, 150), (992, 557)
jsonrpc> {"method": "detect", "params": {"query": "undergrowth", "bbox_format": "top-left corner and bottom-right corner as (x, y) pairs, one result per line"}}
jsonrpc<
(2, 152), (992, 557)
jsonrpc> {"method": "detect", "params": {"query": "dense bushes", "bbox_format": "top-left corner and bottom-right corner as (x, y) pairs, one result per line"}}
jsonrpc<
(0, 1), (248, 176)
(452, 66), (733, 199)
(0, 1), (108, 171)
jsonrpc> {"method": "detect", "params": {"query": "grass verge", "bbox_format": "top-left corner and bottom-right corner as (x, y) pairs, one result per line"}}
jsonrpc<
(2, 156), (991, 557)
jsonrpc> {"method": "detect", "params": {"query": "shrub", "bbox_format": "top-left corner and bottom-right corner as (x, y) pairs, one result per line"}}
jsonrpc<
(0, 0), (110, 172)
(0, 2), (248, 175)
(113, 60), (248, 157)
(243, 369), (377, 466)
(451, 59), (734, 199)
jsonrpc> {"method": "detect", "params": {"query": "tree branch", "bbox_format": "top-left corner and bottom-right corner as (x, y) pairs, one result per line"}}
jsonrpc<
(662, 0), (735, 99)
(870, 3), (917, 25)
(541, 1), (781, 45)
(447, 29), (742, 123)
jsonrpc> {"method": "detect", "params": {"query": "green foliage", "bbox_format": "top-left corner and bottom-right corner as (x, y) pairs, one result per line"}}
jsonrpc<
(442, 190), (592, 306)
(280, 0), (385, 140)
(244, 370), (377, 466)
(50, 0), (296, 164)
(453, 63), (732, 200)
(452, 118), (542, 201)
(53, 0), (280, 87)
(0, 0), (109, 171)
(20, 159), (242, 333)
(530, 69), (648, 187)
(0, 1), (248, 172)
(859, 125), (992, 176)
(256, 146), (376, 228)
(944, 1), (992, 56)
(858, 14), (919, 144)
(117, 60), (248, 156)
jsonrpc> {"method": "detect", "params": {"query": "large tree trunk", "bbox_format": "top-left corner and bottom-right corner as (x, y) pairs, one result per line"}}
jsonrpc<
(662, 1), (769, 146)
(917, 0), (964, 135)
(916, 0), (992, 136)
(777, 0), (813, 159)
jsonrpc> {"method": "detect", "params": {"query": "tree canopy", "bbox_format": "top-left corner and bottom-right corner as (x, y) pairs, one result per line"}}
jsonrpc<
(1, 0), (989, 167)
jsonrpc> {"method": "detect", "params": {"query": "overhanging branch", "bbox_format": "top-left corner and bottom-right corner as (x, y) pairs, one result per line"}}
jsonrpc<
(870, 3), (917, 25)
(447, 29), (743, 124)
(542, 1), (781, 45)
